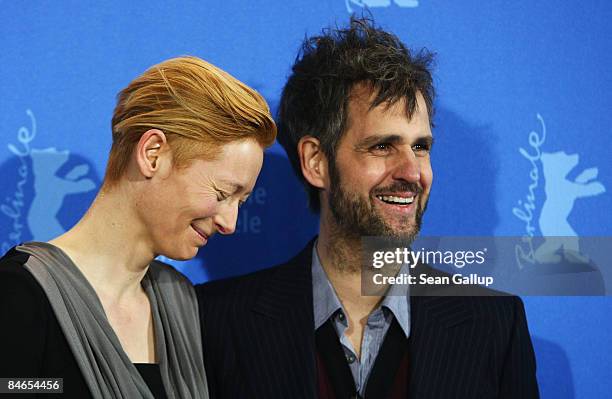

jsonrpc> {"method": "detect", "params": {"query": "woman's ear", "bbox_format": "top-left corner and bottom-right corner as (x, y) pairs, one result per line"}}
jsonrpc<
(298, 136), (328, 190)
(135, 129), (168, 178)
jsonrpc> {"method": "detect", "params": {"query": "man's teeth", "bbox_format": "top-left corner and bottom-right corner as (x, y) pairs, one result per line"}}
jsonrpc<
(376, 195), (414, 205)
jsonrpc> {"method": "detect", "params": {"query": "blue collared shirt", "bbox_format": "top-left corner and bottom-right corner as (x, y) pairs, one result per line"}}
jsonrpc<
(312, 245), (410, 397)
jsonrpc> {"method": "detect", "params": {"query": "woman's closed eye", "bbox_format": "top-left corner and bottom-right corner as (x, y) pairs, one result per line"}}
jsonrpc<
(216, 191), (230, 202)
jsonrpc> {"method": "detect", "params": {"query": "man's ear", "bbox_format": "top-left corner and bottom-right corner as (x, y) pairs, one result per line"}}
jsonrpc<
(135, 129), (168, 179)
(298, 136), (328, 189)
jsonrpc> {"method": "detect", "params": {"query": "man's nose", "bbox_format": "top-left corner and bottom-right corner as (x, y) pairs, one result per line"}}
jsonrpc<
(391, 150), (421, 183)
(214, 203), (238, 235)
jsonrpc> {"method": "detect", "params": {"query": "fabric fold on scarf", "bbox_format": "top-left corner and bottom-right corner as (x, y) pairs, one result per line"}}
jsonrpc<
(18, 242), (209, 399)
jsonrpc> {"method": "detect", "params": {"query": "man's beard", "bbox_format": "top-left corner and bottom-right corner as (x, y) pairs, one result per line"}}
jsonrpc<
(327, 162), (427, 244)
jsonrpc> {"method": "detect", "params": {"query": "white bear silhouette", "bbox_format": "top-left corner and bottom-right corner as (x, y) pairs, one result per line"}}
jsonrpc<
(27, 148), (96, 241)
(534, 151), (605, 263)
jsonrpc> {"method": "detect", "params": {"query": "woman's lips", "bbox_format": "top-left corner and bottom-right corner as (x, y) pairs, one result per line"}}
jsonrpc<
(191, 224), (209, 244)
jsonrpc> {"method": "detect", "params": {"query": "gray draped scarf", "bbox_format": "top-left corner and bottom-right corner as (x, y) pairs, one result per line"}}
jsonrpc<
(17, 242), (209, 399)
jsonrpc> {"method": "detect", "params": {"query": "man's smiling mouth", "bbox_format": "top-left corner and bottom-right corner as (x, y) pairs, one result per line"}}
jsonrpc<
(375, 195), (415, 205)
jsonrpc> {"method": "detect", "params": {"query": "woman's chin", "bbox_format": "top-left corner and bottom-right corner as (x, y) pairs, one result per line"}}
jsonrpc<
(159, 246), (201, 262)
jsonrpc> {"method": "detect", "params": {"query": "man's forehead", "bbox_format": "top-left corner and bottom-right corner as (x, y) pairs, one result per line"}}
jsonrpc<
(347, 84), (428, 120)
(348, 82), (379, 105)
(344, 89), (431, 141)
(347, 82), (388, 114)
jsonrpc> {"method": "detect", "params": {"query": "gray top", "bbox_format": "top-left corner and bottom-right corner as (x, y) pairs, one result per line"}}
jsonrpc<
(17, 242), (208, 399)
(312, 245), (410, 397)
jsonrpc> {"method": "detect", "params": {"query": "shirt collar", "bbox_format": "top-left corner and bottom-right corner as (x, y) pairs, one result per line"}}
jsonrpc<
(311, 242), (411, 338)
(312, 244), (345, 330)
(380, 265), (411, 338)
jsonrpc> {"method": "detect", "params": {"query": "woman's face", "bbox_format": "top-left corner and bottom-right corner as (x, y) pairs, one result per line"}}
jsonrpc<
(140, 139), (264, 260)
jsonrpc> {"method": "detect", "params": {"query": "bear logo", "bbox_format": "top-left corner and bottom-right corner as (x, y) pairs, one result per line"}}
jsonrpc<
(28, 148), (96, 241)
(534, 151), (606, 263)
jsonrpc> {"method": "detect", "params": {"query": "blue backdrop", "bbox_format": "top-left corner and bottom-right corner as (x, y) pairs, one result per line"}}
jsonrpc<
(2, 1), (611, 397)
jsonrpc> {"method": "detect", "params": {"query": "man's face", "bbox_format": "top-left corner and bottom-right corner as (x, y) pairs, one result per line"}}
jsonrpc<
(326, 86), (433, 242)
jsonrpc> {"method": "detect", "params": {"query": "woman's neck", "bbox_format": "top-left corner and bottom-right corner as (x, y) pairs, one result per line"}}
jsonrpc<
(49, 185), (155, 303)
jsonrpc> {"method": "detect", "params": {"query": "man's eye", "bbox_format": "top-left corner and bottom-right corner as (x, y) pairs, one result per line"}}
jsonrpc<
(371, 143), (392, 153)
(413, 143), (431, 153)
(217, 192), (229, 202)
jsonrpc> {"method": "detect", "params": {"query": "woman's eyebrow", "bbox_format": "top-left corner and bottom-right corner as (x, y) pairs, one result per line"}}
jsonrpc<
(219, 180), (245, 194)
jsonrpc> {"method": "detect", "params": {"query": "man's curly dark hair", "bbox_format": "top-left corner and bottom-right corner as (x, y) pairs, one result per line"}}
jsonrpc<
(278, 16), (435, 212)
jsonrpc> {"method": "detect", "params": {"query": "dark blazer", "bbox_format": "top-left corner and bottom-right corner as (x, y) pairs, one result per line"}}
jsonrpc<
(196, 240), (539, 398)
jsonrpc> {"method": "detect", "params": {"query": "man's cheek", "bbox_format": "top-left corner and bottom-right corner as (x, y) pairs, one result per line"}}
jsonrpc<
(421, 162), (433, 189)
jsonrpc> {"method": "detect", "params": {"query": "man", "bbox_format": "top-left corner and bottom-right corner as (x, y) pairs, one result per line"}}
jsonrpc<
(197, 17), (539, 398)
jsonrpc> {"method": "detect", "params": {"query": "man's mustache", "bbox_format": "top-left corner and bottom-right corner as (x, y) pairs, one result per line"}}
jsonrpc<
(373, 182), (423, 196)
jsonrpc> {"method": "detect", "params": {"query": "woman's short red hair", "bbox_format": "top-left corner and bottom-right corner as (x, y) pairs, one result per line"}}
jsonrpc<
(105, 56), (276, 184)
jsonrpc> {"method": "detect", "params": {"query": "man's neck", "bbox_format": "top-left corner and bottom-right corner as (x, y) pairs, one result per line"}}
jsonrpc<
(316, 235), (381, 310)
(317, 218), (383, 357)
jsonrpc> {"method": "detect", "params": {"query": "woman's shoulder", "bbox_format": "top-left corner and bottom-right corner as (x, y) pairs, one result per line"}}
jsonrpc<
(0, 247), (52, 373)
(0, 247), (91, 389)
(0, 246), (48, 305)
(0, 246), (54, 330)
(1, 245), (31, 266)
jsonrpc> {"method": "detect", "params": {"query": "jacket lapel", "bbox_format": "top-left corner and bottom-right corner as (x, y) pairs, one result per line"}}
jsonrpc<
(408, 294), (483, 397)
(239, 240), (317, 398)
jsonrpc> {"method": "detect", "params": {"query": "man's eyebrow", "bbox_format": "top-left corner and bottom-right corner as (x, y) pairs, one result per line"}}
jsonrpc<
(418, 135), (435, 148)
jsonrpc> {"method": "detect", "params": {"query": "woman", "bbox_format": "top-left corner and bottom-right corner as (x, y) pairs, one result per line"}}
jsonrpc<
(0, 56), (276, 398)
